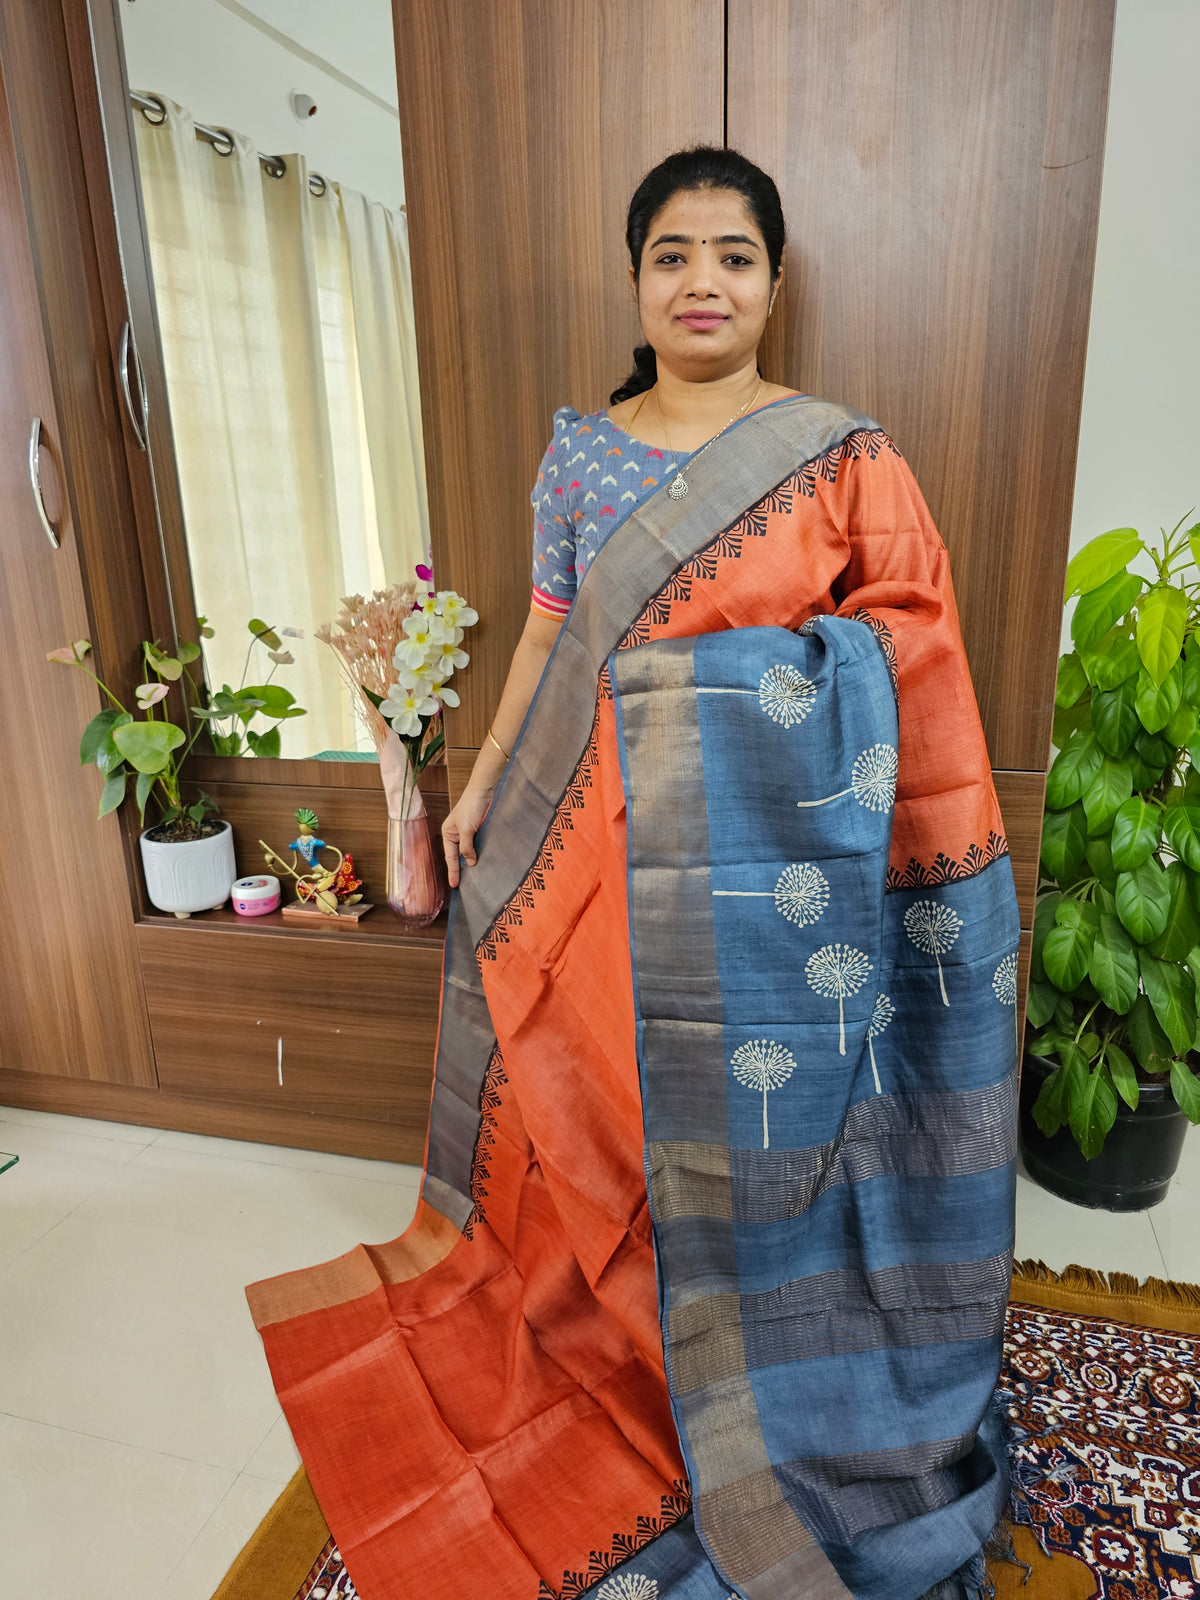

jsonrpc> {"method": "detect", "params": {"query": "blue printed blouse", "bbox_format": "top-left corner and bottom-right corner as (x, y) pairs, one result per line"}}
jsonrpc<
(530, 404), (694, 619)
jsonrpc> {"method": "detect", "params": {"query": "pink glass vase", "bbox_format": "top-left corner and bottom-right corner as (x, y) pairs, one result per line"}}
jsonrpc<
(380, 732), (445, 929)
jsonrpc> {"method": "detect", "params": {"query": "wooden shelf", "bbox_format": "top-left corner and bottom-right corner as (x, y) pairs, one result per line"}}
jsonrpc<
(138, 902), (448, 949)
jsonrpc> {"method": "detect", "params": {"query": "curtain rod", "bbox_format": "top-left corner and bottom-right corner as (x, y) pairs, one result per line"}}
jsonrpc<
(130, 91), (407, 211)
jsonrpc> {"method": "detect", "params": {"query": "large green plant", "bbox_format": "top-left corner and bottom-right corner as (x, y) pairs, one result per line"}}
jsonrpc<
(1029, 515), (1200, 1156)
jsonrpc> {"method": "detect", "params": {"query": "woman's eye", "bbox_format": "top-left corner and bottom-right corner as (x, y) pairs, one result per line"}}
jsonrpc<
(724, 255), (753, 267)
(655, 253), (684, 265)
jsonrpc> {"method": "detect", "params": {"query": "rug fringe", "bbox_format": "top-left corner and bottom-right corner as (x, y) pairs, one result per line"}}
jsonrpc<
(1012, 1257), (1200, 1311)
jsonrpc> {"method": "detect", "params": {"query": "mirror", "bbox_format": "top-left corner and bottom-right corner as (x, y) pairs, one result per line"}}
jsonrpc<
(111, 0), (429, 761)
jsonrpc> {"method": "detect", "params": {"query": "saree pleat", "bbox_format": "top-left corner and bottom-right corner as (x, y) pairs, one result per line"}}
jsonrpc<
(246, 396), (1019, 1600)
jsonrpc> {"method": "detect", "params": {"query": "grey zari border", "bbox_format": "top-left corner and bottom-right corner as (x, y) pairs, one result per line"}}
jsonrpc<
(421, 396), (877, 1228)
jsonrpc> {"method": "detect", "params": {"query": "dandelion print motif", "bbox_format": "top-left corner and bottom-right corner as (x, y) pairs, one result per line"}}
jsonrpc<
(903, 899), (963, 1006)
(992, 951), (1019, 1060)
(866, 992), (895, 1095)
(597, 1574), (658, 1600)
(795, 743), (897, 813)
(805, 944), (873, 1055)
(774, 861), (831, 927)
(758, 663), (818, 728)
(730, 1038), (796, 1150)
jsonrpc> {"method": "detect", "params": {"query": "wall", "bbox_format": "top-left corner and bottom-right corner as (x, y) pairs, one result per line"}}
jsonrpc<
(1064, 0), (1200, 643)
(117, 0), (404, 209)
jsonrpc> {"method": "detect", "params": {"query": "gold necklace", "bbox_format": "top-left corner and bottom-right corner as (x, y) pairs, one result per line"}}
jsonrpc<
(657, 375), (764, 500)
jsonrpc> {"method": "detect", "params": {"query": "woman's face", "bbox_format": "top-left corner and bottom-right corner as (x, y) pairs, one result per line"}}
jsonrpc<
(631, 187), (777, 379)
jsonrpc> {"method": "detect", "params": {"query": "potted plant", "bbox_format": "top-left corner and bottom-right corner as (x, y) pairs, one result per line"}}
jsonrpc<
(49, 635), (232, 917)
(1022, 515), (1200, 1210)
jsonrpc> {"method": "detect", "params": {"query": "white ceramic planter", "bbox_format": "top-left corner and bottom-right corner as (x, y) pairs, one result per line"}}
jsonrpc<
(139, 820), (237, 918)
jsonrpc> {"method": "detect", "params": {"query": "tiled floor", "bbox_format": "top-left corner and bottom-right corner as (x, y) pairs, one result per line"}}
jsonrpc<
(1, 1105), (1197, 1600)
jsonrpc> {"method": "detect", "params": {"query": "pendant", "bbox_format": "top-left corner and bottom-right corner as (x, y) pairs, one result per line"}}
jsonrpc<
(667, 473), (689, 500)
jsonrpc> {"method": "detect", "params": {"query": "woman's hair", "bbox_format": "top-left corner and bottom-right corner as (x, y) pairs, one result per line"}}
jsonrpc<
(609, 146), (786, 406)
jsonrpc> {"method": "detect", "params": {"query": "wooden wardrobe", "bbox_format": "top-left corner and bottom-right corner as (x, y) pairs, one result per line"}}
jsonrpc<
(0, 0), (1115, 1155)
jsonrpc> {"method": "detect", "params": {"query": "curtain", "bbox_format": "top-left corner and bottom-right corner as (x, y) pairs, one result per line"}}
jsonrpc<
(131, 95), (430, 757)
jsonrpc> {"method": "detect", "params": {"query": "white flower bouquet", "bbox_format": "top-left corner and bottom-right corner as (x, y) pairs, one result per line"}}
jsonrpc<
(316, 565), (478, 925)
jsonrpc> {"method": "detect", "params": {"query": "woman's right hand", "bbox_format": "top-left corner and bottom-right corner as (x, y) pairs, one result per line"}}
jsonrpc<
(442, 784), (497, 889)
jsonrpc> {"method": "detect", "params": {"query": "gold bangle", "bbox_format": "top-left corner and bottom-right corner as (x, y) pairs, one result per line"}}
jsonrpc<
(486, 726), (510, 762)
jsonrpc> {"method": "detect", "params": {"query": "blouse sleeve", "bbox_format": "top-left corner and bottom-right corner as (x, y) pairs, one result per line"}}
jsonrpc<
(530, 408), (580, 619)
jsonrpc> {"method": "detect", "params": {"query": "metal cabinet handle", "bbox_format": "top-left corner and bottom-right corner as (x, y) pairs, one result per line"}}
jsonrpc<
(118, 319), (148, 450)
(28, 417), (60, 549)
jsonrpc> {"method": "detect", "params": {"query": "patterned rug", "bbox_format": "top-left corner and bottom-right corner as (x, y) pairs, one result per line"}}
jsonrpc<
(213, 1261), (1200, 1600)
(1003, 1261), (1200, 1600)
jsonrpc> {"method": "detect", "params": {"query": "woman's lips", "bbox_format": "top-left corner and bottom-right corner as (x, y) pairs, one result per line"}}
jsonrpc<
(677, 313), (729, 330)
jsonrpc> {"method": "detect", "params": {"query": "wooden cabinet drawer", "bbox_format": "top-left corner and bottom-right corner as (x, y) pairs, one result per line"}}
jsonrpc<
(136, 925), (441, 1129)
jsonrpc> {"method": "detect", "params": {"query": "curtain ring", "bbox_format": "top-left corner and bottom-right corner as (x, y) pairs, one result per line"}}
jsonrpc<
(308, 173), (327, 198)
(210, 128), (236, 158)
(138, 94), (168, 127)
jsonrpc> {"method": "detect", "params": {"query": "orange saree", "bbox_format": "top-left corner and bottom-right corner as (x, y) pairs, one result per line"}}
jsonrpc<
(245, 396), (1018, 1600)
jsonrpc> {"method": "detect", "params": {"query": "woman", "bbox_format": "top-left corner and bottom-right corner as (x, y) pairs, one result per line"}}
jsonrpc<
(247, 149), (1021, 1600)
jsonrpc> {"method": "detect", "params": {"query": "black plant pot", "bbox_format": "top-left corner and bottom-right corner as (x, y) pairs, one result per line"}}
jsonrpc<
(1019, 1050), (1190, 1212)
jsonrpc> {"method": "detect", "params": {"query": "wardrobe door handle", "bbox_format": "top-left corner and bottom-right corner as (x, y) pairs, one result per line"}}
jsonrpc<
(28, 417), (60, 550)
(118, 319), (148, 450)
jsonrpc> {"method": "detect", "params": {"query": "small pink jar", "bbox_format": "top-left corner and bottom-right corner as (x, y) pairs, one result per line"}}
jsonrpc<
(231, 875), (281, 917)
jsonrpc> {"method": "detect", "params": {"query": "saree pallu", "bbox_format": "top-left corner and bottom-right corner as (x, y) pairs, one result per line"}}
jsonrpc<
(245, 396), (1021, 1600)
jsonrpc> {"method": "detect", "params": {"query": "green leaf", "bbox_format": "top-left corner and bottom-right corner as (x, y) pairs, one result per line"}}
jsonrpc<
(1136, 584), (1189, 686)
(111, 719), (185, 775)
(1031, 1042), (1087, 1137)
(134, 769), (154, 824)
(1069, 1060), (1118, 1160)
(1080, 632), (1142, 691)
(1064, 528), (1142, 598)
(1182, 641), (1200, 704)
(97, 768), (126, 818)
(89, 710), (135, 777)
(209, 729), (243, 757)
(1163, 803), (1200, 872)
(1166, 702), (1198, 749)
(1072, 569), (1144, 649)
(243, 683), (294, 715)
(1139, 949), (1198, 1055)
(1085, 835), (1117, 890)
(1046, 730), (1103, 809)
(1170, 1059), (1200, 1123)
(1040, 805), (1088, 882)
(1025, 980), (1060, 1028)
(1031, 891), (1064, 982)
(1110, 795), (1162, 870)
(177, 641), (202, 664)
(1128, 992), (1174, 1073)
(186, 801), (208, 824)
(1095, 882), (1117, 915)
(1081, 756), (1133, 835)
(1055, 652), (1088, 709)
(1053, 700), (1093, 748)
(80, 708), (125, 766)
(1147, 860), (1200, 962)
(1107, 1042), (1139, 1112)
(1134, 660), (1183, 734)
(1087, 912), (1140, 1013)
(1044, 900), (1099, 991)
(1091, 678), (1140, 758)
(248, 618), (282, 651)
(1134, 727), (1175, 769)
(1115, 855), (1171, 942)
(246, 726), (281, 759)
